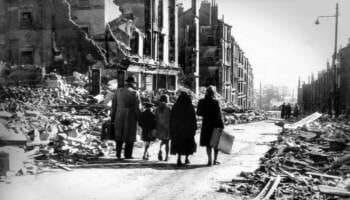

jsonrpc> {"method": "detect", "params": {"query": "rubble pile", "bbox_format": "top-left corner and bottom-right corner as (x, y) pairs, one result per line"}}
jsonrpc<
(0, 77), (109, 178)
(220, 115), (350, 200)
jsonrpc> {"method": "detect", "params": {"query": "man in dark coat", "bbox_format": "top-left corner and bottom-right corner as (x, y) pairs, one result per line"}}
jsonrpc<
(110, 75), (141, 159)
(170, 90), (197, 166)
(197, 86), (224, 166)
(281, 103), (286, 119)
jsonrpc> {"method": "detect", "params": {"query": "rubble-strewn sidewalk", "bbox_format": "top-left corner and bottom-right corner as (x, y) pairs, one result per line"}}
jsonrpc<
(0, 73), (111, 179)
(219, 114), (350, 199)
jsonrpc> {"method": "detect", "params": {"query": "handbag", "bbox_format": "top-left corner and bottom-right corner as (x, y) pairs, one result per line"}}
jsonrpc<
(101, 120), (115, 140)
(210, 128), (222, 148)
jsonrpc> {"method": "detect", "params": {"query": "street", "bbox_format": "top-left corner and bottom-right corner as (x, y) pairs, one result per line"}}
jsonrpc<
(0, 121), (280, 200)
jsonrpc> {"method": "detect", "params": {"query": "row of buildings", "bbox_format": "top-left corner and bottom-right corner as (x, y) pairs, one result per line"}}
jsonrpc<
(0, 0), (254, 109)
(297, 40), (350, 115)
(178, 0), (254, 108)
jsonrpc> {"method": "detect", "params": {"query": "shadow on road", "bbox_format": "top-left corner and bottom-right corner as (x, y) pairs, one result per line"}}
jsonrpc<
(70, 159), (208, 171)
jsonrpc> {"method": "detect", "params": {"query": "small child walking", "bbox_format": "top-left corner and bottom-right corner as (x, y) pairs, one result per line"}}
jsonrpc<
(155, 95), (171, 161)
(139, 100), (156, 160)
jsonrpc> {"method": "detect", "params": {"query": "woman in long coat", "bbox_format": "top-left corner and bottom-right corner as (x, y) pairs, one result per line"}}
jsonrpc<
(110, 76), (141, 159)
(170, 91), (197, 166)
(197, 86), (224, 166)
(155, 94), (171, 161)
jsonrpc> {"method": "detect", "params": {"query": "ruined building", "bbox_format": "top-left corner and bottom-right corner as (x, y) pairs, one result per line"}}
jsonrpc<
(298, 40), (350, 115)
(179, 0), (254, 109)
(0, 0), (106, 74)
(108, 0), (180, 91)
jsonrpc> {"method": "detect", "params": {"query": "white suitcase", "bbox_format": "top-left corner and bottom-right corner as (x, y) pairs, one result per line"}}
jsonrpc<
(217, 129), (235, 154)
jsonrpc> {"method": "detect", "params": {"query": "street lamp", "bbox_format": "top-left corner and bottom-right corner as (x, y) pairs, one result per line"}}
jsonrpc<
(315, 3), (339, 116)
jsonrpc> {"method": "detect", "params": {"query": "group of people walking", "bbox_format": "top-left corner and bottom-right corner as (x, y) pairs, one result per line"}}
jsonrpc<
(110, 75), (224, 166)
(280, 103), (300, 119)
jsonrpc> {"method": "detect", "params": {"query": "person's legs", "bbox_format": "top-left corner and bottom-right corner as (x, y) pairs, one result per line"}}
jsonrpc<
(213, 149), (220, 165)
(124, 142), (134, 158)
(177, 154), (182, 166)
(158, 141), (164, 161)
(164, 140), (169, 161)
(115, 141), (123, 159)
(143, 141), (150, 160)
(206, 146), (212, 166)
(185, 154), (190, 164)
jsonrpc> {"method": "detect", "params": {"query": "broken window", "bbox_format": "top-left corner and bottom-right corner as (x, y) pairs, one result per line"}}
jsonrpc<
(158, 0), (163, 29)
(130, 31), (139, 55)
(80, 26), (90, 35)
(21, 51), (34, 65)
(0, 15), (4, 33)
(79, 0), (90, 8)
(158, 35), (164, 61)
(20, 12), (33, 29)
(9, 40), (19, 64)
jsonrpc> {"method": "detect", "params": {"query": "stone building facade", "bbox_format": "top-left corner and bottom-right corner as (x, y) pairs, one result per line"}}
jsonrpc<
(179, 0), (254, 109)
(298, 40), (350, 115)
(110, 0), (180, 91)
(0, 0), (106, 73)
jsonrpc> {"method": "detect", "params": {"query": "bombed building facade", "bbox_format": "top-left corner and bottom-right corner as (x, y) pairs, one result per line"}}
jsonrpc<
(298, 40), (350, 115)
(0, 0), (106, 74)
(179, 0), (254, 109)
(108, 0), (180, 91)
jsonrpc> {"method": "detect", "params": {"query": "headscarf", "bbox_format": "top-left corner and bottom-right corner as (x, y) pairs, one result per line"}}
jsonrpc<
(205, 85), (215, 100)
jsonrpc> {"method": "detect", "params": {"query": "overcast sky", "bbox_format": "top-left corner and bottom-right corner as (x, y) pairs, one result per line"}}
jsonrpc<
(106, 0), (350, 90)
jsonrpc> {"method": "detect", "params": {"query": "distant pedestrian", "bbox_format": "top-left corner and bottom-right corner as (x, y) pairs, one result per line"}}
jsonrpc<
(139, 100), (156, 160)
(155, 94), (171, 161)
(281, 103), (286, 119)
(286, 103), (292, 119)
(110, 75), (141, 159)
(293, 104), (300, 118)
(197, 86), (224, 166)
(170, 90), (197, 166)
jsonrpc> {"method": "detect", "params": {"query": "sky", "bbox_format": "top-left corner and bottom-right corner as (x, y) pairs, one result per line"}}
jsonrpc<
(106, 0), (350, 91)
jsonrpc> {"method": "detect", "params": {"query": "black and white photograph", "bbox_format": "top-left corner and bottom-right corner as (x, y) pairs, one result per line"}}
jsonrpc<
(1, 0), (350, 199)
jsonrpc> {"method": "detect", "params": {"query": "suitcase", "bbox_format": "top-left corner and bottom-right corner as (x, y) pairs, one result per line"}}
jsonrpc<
(217, 129), (235, 154)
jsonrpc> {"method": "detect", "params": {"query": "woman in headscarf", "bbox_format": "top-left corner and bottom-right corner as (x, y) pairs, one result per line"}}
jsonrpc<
(170, 91), (197, 166)
(197, 86), (224, 166)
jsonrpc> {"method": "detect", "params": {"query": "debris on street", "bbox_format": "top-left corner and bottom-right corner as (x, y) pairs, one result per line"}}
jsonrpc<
(220, 114), (350, 200)
(0, 74), (111, 179)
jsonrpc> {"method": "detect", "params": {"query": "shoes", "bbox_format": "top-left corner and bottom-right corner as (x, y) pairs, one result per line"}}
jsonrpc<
(185, 158), (190, 165)
(158, 151), (163, 161)
(213, 161), (221, 165)
(164, 156), (169, 162)
(207, 160), (212, 166)
(177, 160), (183, 167)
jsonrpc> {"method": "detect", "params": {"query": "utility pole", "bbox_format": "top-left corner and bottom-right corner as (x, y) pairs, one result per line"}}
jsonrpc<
(192, 0), (200, 96)
(333, 3), (339, 116)
(315, 3), (339, 116)
(259, 82), (262, 110)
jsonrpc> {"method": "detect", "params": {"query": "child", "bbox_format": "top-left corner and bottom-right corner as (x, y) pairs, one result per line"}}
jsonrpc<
(139, 100), (156, 160)
(155, 95), (171, 161)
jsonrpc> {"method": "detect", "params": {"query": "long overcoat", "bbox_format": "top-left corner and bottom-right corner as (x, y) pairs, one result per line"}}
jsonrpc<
(197, 97), (224, 147)
(155, 103), (171, 140)
(170, 94), (197, 155)
(110, 86), (141, 142)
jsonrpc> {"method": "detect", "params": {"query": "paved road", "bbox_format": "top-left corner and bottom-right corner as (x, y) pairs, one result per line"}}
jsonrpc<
(0, 121), (280, 200)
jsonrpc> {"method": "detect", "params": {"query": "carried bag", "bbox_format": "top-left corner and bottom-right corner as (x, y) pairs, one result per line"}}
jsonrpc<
(101, 120), (115, 140)
(217, 129), (235, 154)
(210, 128), (222, 148)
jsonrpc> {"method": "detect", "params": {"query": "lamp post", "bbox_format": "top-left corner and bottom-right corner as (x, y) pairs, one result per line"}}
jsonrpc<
(315, 3), (339, 116)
